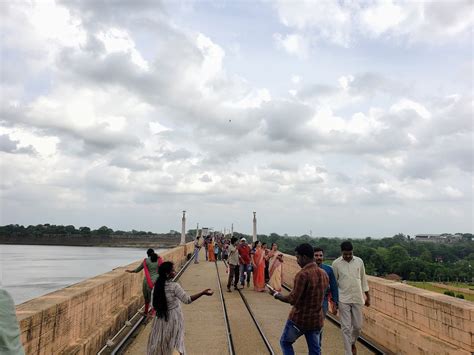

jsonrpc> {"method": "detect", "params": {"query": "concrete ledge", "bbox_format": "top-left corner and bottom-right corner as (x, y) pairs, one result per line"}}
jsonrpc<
(17, 242), (194, 355)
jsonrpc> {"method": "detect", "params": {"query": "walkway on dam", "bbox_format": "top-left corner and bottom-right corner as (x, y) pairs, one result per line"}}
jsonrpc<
(124, 249), (376, 355)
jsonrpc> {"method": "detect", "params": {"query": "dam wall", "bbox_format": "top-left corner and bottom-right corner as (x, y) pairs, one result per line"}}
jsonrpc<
(282, 254), (473, 355)
(16, 242), (194, 355)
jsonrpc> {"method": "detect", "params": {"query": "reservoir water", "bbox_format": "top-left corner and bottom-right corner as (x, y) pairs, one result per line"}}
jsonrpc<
(0, 244), (163, 304)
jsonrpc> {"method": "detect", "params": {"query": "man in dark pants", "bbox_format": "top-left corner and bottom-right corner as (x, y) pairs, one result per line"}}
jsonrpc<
(314, 247), (339, 350)
(226, 237), (240, 292)
(271, 243), (328, 355)
(237, 237), (251, 287)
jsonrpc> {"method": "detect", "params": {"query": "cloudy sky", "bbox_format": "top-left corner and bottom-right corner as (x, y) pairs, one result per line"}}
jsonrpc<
(0, 0), (472, 238)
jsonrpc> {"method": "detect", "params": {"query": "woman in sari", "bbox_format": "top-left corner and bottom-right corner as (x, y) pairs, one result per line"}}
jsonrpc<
(268, 243), (283, 292)
(147, 262), (213, 355)
(126, 249), (163, 315)
(207, 238), (216, 262)
(251, 241), (265, 292)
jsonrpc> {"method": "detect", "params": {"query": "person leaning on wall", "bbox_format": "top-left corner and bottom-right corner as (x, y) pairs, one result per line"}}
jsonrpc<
(0, 288), (25, 355)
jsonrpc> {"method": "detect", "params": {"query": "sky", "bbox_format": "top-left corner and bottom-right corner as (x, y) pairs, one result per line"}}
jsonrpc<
(0, 0), (473, 238)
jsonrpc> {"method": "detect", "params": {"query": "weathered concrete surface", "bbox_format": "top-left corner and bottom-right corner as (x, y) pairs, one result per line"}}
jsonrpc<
(16, 242), (194, 355)
(281, 254), (474, 355)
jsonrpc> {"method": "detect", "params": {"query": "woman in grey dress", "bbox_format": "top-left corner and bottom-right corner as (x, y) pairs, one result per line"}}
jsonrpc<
(147, 261), (213, 355)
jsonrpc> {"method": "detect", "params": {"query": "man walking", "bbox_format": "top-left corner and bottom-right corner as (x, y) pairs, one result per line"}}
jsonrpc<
(193, 236), (202, 264)
(332, 241), (370, 355)
(226, 237), (240, 292)
(237, 238), (251, 288)
(314, 247), (339, 348)
(272, 243), (328, 355)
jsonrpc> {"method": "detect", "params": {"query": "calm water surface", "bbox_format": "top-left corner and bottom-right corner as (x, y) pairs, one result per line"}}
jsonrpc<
(0, 244), (162, 304)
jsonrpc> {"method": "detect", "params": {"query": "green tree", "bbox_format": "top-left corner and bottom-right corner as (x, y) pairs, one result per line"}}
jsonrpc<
(420, 250), (432, 263)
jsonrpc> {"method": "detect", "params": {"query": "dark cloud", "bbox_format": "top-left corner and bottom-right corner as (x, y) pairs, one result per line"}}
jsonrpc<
(199, 174), (212, 182)
(298, 84), (338, 100)
(0, 134), (35, 155)
(348, 73), (407, 97)
(109, 154), (150, 171)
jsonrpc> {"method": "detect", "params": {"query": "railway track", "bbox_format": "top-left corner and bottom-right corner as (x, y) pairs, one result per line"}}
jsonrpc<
(220, 259), (275, 355)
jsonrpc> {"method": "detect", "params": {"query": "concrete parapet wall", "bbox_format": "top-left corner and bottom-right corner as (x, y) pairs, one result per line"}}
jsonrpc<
(16, 242), (194, 355)
(280, 254), (473, 355)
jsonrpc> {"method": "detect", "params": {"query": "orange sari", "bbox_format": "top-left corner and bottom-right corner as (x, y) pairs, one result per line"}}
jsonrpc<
(208, 241), (216, 262)
(252, 248), (265, 291)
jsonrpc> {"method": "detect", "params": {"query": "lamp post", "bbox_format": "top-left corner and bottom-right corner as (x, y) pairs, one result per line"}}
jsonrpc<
(252, 211), (257, 242)
(180, 211), (186, 245)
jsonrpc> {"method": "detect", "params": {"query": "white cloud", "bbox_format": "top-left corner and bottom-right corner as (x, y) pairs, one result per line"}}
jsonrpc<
(359, 0), (405, 37)
(273, 33), (310, 58)
(274, 0), (352, 46)
(444, 186), (463, 199)
(0, 1), (471, 237)
(273, 0), (474, 47)
(97, 28), (149, 70)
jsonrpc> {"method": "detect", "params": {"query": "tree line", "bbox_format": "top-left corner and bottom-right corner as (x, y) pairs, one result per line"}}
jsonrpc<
(0, 224), (166, 236)
(232, 232), (474, 283)
(2, 224), (472, 283)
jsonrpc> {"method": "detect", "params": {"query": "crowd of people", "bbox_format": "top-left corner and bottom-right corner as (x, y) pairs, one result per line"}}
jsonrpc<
(194, 235), (285, 293)
(139, 237), (369, 355)
(0, 236), (368, 355)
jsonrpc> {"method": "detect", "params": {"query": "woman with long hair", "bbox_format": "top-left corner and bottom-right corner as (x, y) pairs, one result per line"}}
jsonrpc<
(147, 262), (213, 355)
(251, 241), (265, 292)
(126, 249), (163, 315)
(268, 243), (283, 292)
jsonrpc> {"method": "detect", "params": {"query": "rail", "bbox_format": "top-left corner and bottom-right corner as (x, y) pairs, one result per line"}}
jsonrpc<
(223, 260), (275, 355)
(214, 261), (236, 355)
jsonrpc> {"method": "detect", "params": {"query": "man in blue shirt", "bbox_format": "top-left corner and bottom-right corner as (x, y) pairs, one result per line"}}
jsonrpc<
(314, 247), (339, 348)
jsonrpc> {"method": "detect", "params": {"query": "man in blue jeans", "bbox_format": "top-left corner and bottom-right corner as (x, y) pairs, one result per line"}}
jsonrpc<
(271, 243), (329, 355)
(314, 247), (339, 350)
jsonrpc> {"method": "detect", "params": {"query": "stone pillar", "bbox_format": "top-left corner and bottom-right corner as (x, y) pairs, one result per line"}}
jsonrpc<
(231, 223), (234, 237)
(196, 223), (199, 239)
(180, 211), (186, 245)
(252, 211), (257, 242)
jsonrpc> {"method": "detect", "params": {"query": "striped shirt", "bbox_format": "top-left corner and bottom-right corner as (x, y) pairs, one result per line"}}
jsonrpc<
(287, 262), (329, 331)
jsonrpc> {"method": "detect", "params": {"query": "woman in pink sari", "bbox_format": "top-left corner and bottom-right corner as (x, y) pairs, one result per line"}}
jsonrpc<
(251, 241), (265, 292)
(268, 243), (283, 292)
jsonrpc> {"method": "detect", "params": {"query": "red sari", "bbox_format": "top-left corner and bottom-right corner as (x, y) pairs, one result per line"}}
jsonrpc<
(252, 248), (265, 291)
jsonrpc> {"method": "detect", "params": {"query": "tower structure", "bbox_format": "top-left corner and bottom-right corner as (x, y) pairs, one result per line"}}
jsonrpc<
(180, 211), (186, 245)
(252, 211), (257, 242)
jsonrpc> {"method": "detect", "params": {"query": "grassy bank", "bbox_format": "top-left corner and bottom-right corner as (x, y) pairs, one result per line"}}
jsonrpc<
(407, 281), (474, 302)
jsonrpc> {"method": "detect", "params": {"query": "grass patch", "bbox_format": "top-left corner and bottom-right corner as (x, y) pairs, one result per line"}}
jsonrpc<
(407, 282), (474, 302)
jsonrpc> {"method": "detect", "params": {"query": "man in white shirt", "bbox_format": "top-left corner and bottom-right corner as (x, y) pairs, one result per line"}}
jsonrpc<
(332, 241), (370, 355)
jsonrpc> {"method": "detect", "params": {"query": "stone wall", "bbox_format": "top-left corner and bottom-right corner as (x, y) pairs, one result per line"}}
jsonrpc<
(281, 254), (474, 355)
(16, 242), (194, 355)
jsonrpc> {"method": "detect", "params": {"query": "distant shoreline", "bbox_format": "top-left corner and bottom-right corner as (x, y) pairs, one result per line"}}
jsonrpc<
(0, 233), (192, 249)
